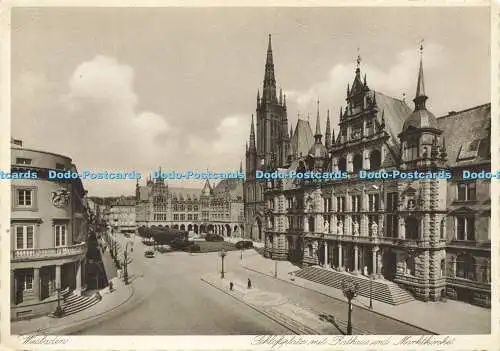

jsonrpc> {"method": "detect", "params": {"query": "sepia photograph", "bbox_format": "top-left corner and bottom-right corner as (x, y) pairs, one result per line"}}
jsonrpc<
(2, 2), (496, 350)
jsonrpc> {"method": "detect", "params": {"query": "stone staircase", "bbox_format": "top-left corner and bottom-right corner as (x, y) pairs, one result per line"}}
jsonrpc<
(292, 267), (415, 305)
(49, 290), (100, 318)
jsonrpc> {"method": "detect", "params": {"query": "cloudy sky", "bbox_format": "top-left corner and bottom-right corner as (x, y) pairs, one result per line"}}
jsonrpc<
(11, 7), (490, 196)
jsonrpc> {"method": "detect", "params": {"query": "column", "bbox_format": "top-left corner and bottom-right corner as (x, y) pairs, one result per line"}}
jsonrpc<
(338, 244), (343, 269)
(324, 242), (329, 268)
(354, 245), (359, 273)
(75, 260), (82, 296)
(11, 270), (16, 305)
(377, 250), (383, 279)
(372, 247), (378, 276)
(33, 267), (40, 301)
(55, 264), (62, 290)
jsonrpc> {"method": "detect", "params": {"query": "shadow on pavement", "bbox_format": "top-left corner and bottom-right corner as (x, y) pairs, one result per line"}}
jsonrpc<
(319, 313), (345, 335)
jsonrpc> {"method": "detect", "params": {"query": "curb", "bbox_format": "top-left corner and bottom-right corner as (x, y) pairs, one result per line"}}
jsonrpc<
(200, 277), (308, 335)
(15, 283), (135, 336)
(242, 264), (437, 335)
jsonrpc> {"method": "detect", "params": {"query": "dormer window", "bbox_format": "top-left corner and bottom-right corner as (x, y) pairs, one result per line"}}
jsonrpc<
(457, 139), (481, 161)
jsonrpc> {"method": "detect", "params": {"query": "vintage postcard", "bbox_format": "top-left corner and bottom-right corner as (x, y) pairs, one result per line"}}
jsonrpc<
(0, 1), (497, 350)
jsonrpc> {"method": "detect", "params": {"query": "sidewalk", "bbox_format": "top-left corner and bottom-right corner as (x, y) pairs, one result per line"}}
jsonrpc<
(11, 276), (134, 335)
(11, 244), (133, 335)
(242, 251), (491, 335)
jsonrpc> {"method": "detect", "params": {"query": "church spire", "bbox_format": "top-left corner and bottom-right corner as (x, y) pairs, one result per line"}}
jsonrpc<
(325, 109), (332, 148)
(249, 114), (256, 150)
(262, 34), (277, 104)
(413, 40), (428, 111)
(314, 99), (322, 141)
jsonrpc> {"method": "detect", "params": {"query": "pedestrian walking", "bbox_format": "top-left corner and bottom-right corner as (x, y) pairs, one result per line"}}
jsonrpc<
(247, 278), (252, 289)
(229, 282), (234, 291)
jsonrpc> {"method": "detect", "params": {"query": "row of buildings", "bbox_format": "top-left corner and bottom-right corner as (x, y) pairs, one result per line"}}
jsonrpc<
(9, 139), (92, 320)
(244, 36), (491, 307)
(134, 173), (245, 237)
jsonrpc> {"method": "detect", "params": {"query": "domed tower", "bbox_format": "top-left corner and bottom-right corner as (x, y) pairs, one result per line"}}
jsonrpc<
(399, 42), (446, 170)
(307, 99), (328, 171)
(395, 42), (448, 303)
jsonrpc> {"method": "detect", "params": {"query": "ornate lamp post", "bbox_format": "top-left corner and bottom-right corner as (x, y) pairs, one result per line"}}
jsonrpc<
(53, 283), (64, 318)
(123, 241), (132, 285)
(219, 249), (227, 278)
(369, 275), (374, 309)
(341, 279), (359, 335)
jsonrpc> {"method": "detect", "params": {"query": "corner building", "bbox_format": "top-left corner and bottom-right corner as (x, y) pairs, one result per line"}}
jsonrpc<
(10, 140), (88, 320)
(262, 46), (491, 306)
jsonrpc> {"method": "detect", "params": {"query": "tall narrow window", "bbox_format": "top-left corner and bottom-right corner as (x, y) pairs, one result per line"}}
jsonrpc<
(336, 196), (345, 212)
(368, 194), (379, 212)
(457, 181), (476, 201)
(456, 217), (475, 241)
(54, 224), (67, 247)
(15, 225), (34, 249)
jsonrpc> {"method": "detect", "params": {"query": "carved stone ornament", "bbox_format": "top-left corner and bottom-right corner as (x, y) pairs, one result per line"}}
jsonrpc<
(51, 189), (71, 208)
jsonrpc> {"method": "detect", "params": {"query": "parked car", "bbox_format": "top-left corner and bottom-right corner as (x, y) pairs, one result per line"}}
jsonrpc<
(144, 250), (155, 258)
(235, 241), (253, 249)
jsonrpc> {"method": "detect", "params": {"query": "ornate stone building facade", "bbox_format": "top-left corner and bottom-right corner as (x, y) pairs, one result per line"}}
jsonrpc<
(244, 35), (315, 241)
(262, 48), (491, 306)
(10, 139), (88, 320)
(136, 172), (245, 236)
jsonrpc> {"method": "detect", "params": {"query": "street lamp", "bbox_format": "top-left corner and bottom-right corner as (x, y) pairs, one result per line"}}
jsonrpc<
(53, 283), (64, 318)
(341, 279), (359, 335)
(369, 274), (374, 309)
(219, 249), (227, 279)
(123, 241), (132, 285)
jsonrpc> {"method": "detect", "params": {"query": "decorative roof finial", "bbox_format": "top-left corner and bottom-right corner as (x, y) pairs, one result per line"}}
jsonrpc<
(356, 47), (361, 68)
(420, 39), (424, 56)
(402, 92), (406, 103)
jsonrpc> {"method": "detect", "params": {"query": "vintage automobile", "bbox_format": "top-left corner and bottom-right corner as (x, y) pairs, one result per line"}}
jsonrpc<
(144, 250), (155, 258)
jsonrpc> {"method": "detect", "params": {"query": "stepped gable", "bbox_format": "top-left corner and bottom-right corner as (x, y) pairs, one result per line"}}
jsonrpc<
(436, 103), (491, 167)
(290, 119), (314, 158)
(213, 178), (243, 200)
(169, 187), (201, 201)
(370, 91), (413, 168)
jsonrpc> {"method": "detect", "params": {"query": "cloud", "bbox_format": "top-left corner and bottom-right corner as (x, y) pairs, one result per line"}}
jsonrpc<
(286, 42), (446, 128)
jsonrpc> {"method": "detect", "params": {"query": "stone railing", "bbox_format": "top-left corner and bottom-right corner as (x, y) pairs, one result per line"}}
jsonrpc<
(446, 277), (491, 291)
(11, 242), (87, 261)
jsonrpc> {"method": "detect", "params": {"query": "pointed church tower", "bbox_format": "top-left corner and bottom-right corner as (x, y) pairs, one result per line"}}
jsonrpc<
(254, 34), (289, 170)
(325, 109), (332, 149)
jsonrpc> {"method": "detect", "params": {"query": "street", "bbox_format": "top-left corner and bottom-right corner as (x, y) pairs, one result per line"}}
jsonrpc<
(76, 236), (291, 335)
(76, 235), (429, 335)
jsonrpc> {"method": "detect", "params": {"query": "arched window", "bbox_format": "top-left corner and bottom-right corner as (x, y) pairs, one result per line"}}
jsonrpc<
(338, 158), (347, 172)
(440, 259), (445, 277)
(405, 217), (419, 240)
(369, 150), (381, 170)
(440, 219), (446, 239)
(308, 244), (313, 257)
(404, 138), (419, 161)
(353, 154), (363, 173)
(456, 254), (476, 280)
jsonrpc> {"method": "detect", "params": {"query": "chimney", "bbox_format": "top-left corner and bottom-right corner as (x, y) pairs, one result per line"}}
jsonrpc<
(11, 138), (23, 147)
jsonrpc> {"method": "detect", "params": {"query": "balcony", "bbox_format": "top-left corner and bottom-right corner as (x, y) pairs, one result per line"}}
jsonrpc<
(446, 276), (490, 292)
(11, 242), (87, 262)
